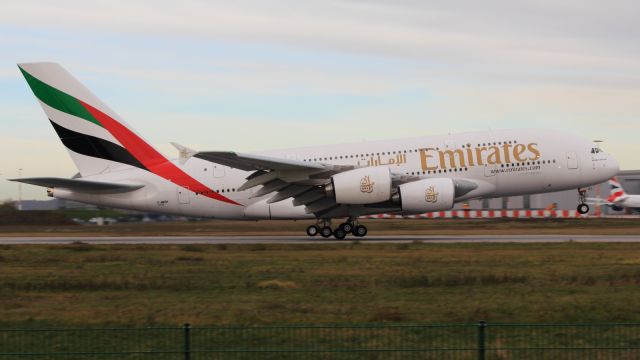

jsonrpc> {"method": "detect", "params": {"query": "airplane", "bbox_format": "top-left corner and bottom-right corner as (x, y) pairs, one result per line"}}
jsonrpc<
(10, 62), (619, 239)
(586, 177), (640, 212)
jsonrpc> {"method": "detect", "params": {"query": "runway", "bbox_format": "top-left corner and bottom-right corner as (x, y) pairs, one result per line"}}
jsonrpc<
(0, 234), (639, 244)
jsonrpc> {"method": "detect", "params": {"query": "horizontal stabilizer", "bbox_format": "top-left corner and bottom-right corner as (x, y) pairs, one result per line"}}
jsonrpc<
(9, 177), (144, 194)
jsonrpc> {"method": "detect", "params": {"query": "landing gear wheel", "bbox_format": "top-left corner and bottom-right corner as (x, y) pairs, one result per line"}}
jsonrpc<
(577, 203), (590, 214)
(334, 228), (347, 240)
(353, 225), (368, 237)
(306, 225), (319, 237)
(320, 226), (333, 238)
(339, 222), (354, 233)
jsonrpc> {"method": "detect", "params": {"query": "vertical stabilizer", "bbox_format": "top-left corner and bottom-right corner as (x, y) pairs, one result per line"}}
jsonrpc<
(18, 62), (162, 176)
(607, 177), (626, 203)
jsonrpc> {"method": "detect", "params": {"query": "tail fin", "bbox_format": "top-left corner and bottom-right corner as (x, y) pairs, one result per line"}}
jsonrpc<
(18, 62), (164, 176)
(18, 62), (242, 206)
(607, 176), (626, 203)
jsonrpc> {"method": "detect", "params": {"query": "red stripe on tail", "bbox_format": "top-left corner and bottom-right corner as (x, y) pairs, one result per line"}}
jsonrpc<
(79, 101), (241, 206)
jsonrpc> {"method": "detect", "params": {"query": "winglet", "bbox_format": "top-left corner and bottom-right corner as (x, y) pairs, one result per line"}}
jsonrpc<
(171, 142), (198, 165)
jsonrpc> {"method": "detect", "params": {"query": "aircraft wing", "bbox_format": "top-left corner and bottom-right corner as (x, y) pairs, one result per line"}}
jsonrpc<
(9, 177), (144, 194)
(192, 150), (357, 215)
(188, 147), (405, 216)
(189, 147), (466, 217)
(194, 151), (327, 172)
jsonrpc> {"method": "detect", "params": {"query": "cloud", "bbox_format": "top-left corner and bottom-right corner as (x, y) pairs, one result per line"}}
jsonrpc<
(3, 1), (639, 76)
(1, 1), (639, 199)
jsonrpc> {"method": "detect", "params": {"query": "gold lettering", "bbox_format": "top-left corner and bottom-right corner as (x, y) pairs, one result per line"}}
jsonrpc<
(439, 149), (466, 169)
(420, 148), (438, 171)
(528, 143), (541, 160)
(501, 143), (512, 163)
(513, 144), (527, 162)
(360, 176), (375, 193)
(487, 146), (502, 165)
(415, 142), (541, 171)
(474, 147), (487, 166)
(425, 186), (439, 203)
(465, 147), (475, 166)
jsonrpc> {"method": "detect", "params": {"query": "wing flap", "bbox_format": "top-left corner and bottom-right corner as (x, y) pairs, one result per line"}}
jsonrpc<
(292, 189), (325, 206)
(267, 184), (311, 204)
(251, 180), (290, 198)
(304, 198), (337, 214)
(10, 177), (144, 194)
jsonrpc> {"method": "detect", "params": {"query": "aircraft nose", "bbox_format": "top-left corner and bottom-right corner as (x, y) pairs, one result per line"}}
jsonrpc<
(607, 154), (620, 177)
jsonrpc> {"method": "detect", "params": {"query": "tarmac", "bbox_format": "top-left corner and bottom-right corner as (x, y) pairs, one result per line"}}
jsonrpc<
(0, 234), (639, 244)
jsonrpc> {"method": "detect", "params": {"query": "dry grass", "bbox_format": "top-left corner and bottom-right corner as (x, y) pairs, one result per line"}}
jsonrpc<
(1, 242), (640, 327)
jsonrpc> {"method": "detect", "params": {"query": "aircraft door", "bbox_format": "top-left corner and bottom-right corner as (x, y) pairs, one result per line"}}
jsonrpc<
(484, 164), (497, 177)
(177, 186), (190, 204)
(567, 152), (578, 169)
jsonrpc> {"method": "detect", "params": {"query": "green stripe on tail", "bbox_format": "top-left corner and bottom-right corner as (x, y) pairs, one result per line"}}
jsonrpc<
(19, 66), (102, 127)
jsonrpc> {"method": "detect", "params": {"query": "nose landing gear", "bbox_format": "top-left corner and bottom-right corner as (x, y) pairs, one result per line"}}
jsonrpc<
(577, 189), (590, 214)
(305, 218), (368, 239)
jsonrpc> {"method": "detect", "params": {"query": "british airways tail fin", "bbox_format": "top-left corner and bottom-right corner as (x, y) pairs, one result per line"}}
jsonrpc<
(607, 177), (627, 203)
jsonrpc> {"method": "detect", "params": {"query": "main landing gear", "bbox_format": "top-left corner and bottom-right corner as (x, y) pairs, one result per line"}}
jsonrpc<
(577, 188), (590, 215)
(306, 218), (368, 240)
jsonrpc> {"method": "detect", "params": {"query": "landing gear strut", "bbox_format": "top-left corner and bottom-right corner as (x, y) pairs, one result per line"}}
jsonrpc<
(577, 189), (590, 214)
(305, 218), (368, 239)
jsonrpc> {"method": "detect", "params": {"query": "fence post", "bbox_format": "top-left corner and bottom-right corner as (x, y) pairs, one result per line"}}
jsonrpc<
(183, 323), (191, 360)
(477, 321), (486, 360)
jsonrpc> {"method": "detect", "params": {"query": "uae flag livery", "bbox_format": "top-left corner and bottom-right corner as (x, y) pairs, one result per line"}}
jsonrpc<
(19, 63), (240, 206)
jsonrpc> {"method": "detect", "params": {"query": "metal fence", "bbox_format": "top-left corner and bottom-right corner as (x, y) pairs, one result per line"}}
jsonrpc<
(1, 322), (640, 359)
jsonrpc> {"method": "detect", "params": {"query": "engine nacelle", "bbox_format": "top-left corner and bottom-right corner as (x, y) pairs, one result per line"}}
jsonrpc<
(326, 166), (392, 204)
(397, 178), (455, 212)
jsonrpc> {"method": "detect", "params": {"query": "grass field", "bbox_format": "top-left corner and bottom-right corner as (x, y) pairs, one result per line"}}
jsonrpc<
(1, 242), (640, 327)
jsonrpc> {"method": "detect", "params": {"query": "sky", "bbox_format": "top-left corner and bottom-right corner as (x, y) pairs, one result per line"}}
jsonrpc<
(1, 0), (639, 200)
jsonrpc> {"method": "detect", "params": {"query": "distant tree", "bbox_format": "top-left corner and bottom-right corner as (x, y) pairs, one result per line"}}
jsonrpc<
(0, 199), (17, 209)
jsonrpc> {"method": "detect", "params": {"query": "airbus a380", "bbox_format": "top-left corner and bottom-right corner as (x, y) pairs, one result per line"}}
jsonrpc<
(11, 63), (619, 239)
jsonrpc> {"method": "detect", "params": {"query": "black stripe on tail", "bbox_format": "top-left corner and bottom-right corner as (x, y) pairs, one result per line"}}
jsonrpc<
(49, 120), (147, 170)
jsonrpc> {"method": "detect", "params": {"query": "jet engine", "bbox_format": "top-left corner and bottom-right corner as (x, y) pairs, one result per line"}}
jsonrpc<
(325, 166), (392, 204)
(394, 178), (477, 212)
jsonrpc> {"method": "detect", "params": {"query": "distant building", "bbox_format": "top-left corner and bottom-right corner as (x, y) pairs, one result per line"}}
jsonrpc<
(18, 199), (66, 211)
(17, 199), (98, 211)
(459, 170), (640, 214)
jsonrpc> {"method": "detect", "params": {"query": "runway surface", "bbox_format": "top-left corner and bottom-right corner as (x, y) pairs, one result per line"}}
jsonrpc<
(0, 234), (639, 244)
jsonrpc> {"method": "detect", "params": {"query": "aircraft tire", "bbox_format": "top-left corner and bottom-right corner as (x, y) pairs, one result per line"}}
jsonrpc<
(306, 225), (319, 237)
(577, 204), (590, 214)
(339, 222), (353, 233)
(334, 228), (347, 240)
(320, 226), (333, 238)
(353, 225), (368, 237)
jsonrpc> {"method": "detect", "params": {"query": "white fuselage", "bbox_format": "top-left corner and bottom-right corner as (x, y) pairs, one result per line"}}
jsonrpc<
(617, 196), (640, 209)
(52, 128), (619, 219)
